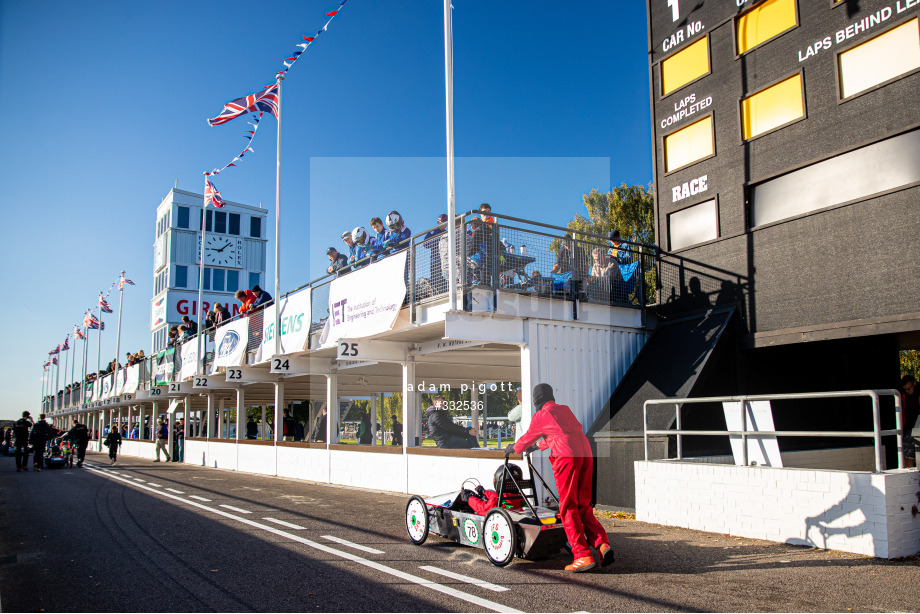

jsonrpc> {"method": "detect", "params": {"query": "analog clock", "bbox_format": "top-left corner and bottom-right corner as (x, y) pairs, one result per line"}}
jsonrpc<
(203, 235), (239, 266)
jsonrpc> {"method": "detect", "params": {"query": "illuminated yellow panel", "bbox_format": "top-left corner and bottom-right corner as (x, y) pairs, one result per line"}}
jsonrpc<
(839, 18), (920, 99)
(736, 0), (798, 54)
(661, 36), (710, 96)
(664, 116), (714, 172)
(741, 74), (804, 140)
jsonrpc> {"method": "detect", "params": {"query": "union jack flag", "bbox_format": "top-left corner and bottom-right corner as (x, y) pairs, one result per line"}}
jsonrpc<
(61, 337), (70, 351)
(49, 345), (60, 355)
(74, 325), (85, 340)
(207, 83), (279, 127)
(86, 313), (104, 330)
(119, 273), (135, 290)
(205, 177), (225, 209)
(52, 356), (58, 365)
(43, 360), (51, 369)
(99, 293), (113, 314)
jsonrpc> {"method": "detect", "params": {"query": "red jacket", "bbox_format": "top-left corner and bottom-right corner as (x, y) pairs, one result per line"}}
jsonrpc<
(468, 490), (525, 516)
(238, 290), (257, 315)
(513, 401), (592, 459)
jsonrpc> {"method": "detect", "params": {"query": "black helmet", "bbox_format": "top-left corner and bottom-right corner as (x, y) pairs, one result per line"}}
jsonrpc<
(493, 463), (524, 495)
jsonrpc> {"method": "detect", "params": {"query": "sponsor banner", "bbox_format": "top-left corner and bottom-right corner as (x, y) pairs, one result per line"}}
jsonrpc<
(212, 317), (249, 369)
(150, 290), (249, 333)
(179, 341), (199, 381)
(101, 373), (115, 400)
(154, 348), (177, 385)
(151, 295), (167, 330)
(256, 287), (312, 362)
(122, 364), (140, 395)
(84, 381), (94, 403)
(321, 250), (407, 346)
(113, 369), (127, 396)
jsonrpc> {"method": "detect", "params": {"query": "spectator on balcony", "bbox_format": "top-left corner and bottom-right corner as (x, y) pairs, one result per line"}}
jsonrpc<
(607, 230), (639, 299)
(251, 285), (273, 310)
(607, 230), (632, 265)
(326, 247), (350, 276)
(426, 395), (479, 449)
(181, 316), (198, 337)
(377, 210), (411, 259)
(178, 325), (191, 342)
(369, 217), (387, 256)
(341, 230), (357, 261)
(423, 214), (451, 291)
(207, 303), (231, 330)
(235, 289), (257, 315)
(467, 217), (493, 285)
(350, 227), (372, 267)
(166, 326), (179, 348)
(478, 202), (495, 227)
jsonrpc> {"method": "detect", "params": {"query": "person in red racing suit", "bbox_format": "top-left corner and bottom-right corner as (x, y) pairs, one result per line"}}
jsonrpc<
(504, 383), (613, 573)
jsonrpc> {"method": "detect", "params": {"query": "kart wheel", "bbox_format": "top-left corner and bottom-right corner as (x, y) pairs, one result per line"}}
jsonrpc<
(483, 508), (516, 567)
(405, 496), (429, 545)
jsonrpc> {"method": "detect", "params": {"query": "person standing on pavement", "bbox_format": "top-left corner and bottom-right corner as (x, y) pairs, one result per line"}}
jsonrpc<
(505, 383), (613, 573)
(154, 419), (171, 462)
(104, 425), (122, 465)
(62, 418), (90, 468)
(13, 411), (33, 472)
(175, 419), (185, 462)
(29, 413), (53, 472)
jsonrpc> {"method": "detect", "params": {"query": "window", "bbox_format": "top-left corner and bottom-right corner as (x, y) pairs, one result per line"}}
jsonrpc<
(838, 18), (920, 99)
(736, 0), (798, 54)
(212, 268), (225, 292)
(250, 216), (262, 238)
(202, 209), (213, 232)
(751, 127), (920, 227)
(177, 206), (190, 229)
(227, 270), (240, 293)
(229, 213), (240, 235)
(741, 73), (804, 140)
(203, 268), (211, 291)
(214, 211), (227, 234)
(664, 115), (714, 173)
(669, 199), (719, 250)
(175, 265), (187, 289)
(249, 272), (260, 289)
(661, 36), (710, 96)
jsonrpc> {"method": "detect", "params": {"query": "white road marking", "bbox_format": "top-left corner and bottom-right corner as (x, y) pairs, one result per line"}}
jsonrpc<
(147, 483), (162, 487)
(189, 495), (211, 502)
(83, 467), (521, 613)
(219, 504), (252, 514)
(134, 478), (145, 482)
(165, 488), (185, 494)
(263, 517), (306, 530)
(419, 566), (509, 592)
(321, 535), (384, 554)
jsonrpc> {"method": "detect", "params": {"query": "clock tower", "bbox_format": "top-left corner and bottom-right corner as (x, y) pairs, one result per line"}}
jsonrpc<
(150, 187), (268, 352)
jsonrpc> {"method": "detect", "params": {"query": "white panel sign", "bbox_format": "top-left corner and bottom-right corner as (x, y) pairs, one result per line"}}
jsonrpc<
(179, 341), (199, 381)
(101, 374), (115, 400)
(113, 369), (127, 396)
(151, 290), (247, 332)
(258, 287), (312, 361)
(122, 365), (140, 395)
(722, 401), (783, 467)
(212, 317), (249, 369)
(322, 250), (407, 346)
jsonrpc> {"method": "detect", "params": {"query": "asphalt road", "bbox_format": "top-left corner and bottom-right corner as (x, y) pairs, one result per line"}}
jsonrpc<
(1, 452), (918, 613)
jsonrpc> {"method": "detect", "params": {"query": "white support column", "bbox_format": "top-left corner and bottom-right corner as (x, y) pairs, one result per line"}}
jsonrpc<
(325, 374), (338, 444)
(206, 394), (216, 439)
(167, 406), (175, 462)
(519, 335), (536, 435)
(261, 406), (267, 440)
(402, 362), (416, 449)
(274, 383), (284, 442)
(219, 398), (226, 439)
(235, 388), (245, 441)
(151, 402), (159, 441)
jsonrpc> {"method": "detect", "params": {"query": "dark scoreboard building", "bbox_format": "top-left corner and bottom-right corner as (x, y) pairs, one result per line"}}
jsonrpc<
(591, 0), (920, 503)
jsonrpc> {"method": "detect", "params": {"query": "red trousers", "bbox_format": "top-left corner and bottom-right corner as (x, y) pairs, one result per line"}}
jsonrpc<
(552, 455), (608, 559)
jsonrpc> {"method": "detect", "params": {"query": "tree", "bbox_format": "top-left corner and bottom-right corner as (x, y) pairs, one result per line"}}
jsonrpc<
(566, 184), (655, 245)
(901, 350), (920, 381)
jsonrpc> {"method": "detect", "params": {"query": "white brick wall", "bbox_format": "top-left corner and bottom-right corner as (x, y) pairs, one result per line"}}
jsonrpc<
(635, 460), (920, 558)
(678, 446), (880, 471)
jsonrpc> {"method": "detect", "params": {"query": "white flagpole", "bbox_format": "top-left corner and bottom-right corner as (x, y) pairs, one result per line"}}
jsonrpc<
(96, 303), (104, 376)
(82, 324), (89, 398)
(55, 350), (61, 410)
(114, 272), (126, 384)
(42, 366), (47, 406)
(444, 0), (458, 310)
(197, 178), (208, 376)
(63, 340), (70, 406)
(71, 330), (77, 401)
(274, 77), (283, 359)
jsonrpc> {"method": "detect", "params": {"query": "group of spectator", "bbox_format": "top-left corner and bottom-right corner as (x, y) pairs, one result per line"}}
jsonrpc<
(164, 285), (274, 349)
(6, 411), (90, 470)
(325, 211), (413, 277)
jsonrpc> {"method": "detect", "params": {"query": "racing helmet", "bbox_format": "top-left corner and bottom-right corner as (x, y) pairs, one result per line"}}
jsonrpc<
(493, 463), (524, 495)
(351, 226), (368, 244)
(386, 210), (403, 231)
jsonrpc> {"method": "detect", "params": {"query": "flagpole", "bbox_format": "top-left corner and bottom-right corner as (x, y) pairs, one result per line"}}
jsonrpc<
(115, 272), (125, 385)
(96, 303), (104, 376)
(55, 349), (62, 410)
(63, 339), (70, 407)
(197, 178), (208, 376)
(71, 330), (76, 403)
(82, 323), (89, 399)
(444, 0), (458, 311)
(274, 76), (283, 359)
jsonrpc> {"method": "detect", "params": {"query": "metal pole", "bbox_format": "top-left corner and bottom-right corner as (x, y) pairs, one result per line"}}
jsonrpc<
(274, 77), (283, 359)
(71, 330), (76, 404)
(197, 178), (208, 376)
(55, 350), (61, 410)
(63, 341), (69, 407)
(871, 391), (883, 473)
(114, 271), (125, 382)
(96, 304), (103, 376)
(443, 0), (458, 310)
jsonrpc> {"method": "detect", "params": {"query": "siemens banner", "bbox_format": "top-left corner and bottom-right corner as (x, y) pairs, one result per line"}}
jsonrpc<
(256, 287), (312, 362)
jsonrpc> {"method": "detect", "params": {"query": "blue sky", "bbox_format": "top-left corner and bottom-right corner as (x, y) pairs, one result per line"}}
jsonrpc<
(0, 1), (652, 419)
